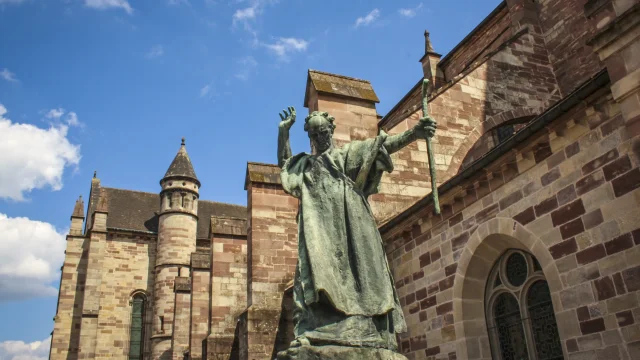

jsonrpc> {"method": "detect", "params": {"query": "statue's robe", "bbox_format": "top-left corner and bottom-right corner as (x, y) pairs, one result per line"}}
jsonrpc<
(281, 134), (407, 349)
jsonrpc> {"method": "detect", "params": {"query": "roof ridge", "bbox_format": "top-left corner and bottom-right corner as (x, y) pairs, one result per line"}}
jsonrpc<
(308, 69), (371, 84)
(103, 187), (246, 208)
(199, 199), (247, 208)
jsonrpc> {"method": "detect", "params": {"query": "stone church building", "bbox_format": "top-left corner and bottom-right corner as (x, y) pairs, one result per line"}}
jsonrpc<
(50, 0), (640, 359)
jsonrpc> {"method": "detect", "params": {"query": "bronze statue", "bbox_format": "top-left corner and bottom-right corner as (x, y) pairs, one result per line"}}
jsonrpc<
(277, 105), (436, 358)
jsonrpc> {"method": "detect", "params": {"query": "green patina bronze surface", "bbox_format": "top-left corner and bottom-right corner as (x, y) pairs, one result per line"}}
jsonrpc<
(422, 79), (441, 215)
(276, 105), (436, 359)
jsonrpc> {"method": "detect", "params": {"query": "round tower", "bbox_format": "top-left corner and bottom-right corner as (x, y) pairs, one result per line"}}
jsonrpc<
(152, 138), (200, 360)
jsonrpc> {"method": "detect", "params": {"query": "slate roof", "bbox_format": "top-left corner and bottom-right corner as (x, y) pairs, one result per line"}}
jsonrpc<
(101, 187), (246, 238)
(304, 69), (380, 105)
(163, 139), (199, 184)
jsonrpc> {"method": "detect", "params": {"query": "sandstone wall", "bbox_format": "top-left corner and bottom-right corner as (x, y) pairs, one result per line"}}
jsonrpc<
(190, 253), (210, 360)
(381, 79), (640, 359)
(439, 3), (512, 81)
(153, 212), (198, 360)
(50, 235), (86, 360)
(537, 0), (605, 96)
(242, 164), (299, 360)
(94, 233), (155, 359)
(206, 233), (247, 359)
(375, 27), (560, 223)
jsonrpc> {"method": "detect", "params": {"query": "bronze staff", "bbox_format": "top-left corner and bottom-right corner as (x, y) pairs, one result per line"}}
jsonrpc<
(422, 79), (441, 214)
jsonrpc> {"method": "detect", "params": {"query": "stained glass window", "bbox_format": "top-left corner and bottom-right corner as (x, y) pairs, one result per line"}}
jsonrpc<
(486, 250), (564, 360)
(506, 253), (528, 287)
(129, 294), (145, 360)
(490, 293), (529, 360)
(528, 281), (563, 360)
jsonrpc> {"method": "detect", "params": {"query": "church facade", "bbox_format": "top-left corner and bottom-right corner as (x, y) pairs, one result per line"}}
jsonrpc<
(50, 0), (640, 359)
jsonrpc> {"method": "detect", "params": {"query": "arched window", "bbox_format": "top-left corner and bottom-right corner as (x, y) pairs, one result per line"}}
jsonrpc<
(459, 116), (534, 171)
(129, 294), (146, 360)
(485, 250), (563, 360)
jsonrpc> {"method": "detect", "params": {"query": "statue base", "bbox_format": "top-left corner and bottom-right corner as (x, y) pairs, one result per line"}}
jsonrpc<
(276, 345), (408, 360)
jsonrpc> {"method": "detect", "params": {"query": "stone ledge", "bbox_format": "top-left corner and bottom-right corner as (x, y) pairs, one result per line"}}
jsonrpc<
(277, 345), (408, 360)
(245, 162), (282, 190)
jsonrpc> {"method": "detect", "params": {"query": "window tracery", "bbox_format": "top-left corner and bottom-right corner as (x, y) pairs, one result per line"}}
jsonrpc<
(485, 250), (563, 360)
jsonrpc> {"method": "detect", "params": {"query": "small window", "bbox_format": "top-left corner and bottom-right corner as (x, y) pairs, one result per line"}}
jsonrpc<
(129, 294), (146, 360)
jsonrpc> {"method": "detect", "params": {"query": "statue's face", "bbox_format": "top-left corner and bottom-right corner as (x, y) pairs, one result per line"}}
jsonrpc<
(307, 116), (334, 153)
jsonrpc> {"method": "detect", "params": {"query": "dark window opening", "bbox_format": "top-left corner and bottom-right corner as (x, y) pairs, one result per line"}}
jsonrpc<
(128, 295), (145, 360)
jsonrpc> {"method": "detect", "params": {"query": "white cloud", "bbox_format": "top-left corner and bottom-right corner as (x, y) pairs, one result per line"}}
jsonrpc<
(84, 0), (133, 15)
(232, 5), (257, 24)
(145, 45), (164, 59)
(0, 104), (81, 201)
(235, 56), (258, 81)
(0, 68), (18, 83)
(0, 336), (51, 360)
(45, 108), (65, 120)
(398, 3), (423, 18)
(45, 107), (83, 128)
(355, 8), (380, 28)
(263, 37), (308, 61)
(0, 214), (67, 302)
(199, 84), (210, 98)
(232, 0), (278, 25)
(65, 112), (80, 127)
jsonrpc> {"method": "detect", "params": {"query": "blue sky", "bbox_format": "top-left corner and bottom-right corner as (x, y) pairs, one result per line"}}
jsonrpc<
(0, 0), (501, 357)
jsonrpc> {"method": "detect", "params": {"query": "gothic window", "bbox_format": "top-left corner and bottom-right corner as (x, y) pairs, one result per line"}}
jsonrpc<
(129, 294), (146, 360)
(486, 250), (564, 360)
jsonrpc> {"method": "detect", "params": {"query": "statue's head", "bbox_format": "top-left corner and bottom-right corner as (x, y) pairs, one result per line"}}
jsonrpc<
(304, 111), (336, 153)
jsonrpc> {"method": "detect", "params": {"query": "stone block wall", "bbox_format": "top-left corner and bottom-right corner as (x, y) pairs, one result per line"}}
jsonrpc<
(537, 0), (604, 96)
(305, 86), (379, 149)
(438, 3), (512, 81)
(153, 211), (198, 360)
(50, 235), (86, 360)
(242, 163), (298, 360)
(375, 26), (560, 223)
(206, 227), (248, 359)
(380, 77), (640, 359)
(190, 253), (210, 360)
(92, 233), (155, 359)
(173, 281), (191, 360)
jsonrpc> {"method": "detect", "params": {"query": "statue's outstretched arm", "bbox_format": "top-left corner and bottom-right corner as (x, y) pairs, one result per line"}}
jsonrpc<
(278, 107), (296, 167)
(383, 115), (437, 154)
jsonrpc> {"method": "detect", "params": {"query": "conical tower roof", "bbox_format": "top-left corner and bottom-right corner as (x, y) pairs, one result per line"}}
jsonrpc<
(162, 138), (199, 185)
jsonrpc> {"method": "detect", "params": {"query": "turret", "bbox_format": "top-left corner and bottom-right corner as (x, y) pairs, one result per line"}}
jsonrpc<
(152, 138), (200, 360)
(69, 196), (85, 236)
(159, 137), (200, 218)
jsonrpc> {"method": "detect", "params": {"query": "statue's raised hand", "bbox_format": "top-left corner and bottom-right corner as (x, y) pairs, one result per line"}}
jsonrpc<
(279, 106), (296, 131)
(414, 115), (437, 139)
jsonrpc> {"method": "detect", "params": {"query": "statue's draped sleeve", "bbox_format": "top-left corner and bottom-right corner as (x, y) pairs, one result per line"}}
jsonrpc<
(280, 134), (406, 334)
